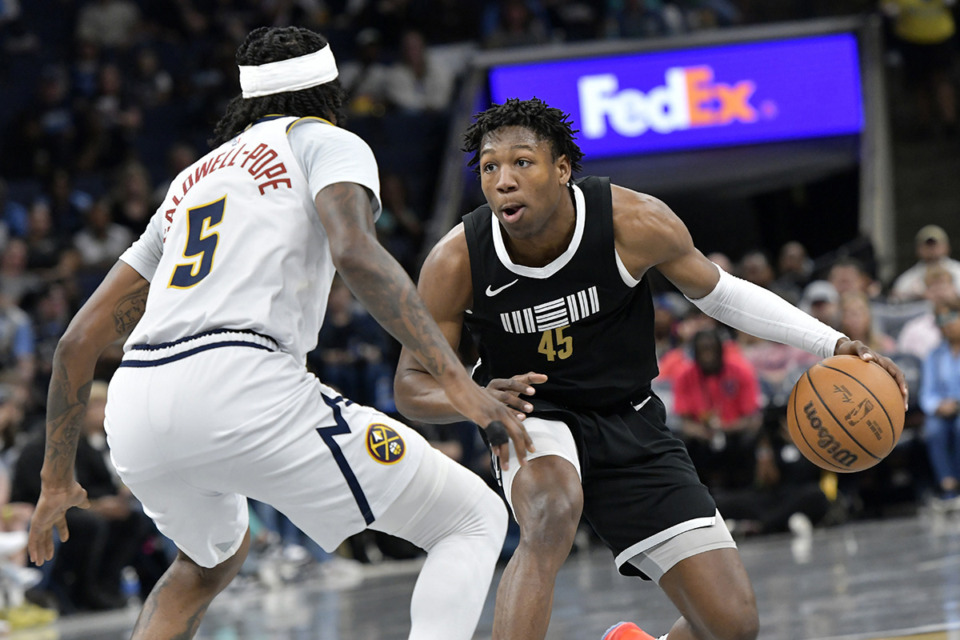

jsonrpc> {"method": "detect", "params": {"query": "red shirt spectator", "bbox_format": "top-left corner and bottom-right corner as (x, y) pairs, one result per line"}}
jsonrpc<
(674, 342), (761, 428)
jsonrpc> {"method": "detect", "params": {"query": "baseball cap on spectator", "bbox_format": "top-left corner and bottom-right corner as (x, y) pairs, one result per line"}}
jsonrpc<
(799, 280), (839, 313)
(916, 224), (949, 245)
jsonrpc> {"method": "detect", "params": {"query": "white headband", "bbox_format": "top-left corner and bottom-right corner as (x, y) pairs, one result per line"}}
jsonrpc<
(238, 46), (339, 98)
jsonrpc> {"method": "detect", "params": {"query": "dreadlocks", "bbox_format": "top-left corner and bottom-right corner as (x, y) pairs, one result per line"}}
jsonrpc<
(461, 97), (584, 175)
(211, 26), (346, 147)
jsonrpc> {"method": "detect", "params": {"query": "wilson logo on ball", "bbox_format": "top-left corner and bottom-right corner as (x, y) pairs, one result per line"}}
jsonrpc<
(803, 402), (859, 469)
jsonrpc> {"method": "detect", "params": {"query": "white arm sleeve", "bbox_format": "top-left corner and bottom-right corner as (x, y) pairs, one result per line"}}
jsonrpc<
(118, 209), (165, 281)
(687, 266), (847, 359)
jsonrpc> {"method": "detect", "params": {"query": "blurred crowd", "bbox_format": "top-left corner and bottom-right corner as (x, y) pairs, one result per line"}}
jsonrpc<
(0, 0), (958, 628)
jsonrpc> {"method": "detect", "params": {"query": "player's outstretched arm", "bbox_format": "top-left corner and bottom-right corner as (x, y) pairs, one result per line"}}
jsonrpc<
(29, 261), (149, 566)
(315, 183), (532, 468)
(612, 186), (908, 406)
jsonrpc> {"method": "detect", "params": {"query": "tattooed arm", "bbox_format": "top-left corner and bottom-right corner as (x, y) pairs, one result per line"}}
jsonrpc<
(314, 183), (532, 467)
(28, 261), (149, 565)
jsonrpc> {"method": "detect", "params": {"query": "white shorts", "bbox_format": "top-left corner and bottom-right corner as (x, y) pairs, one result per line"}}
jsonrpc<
(104, 331), (426, 568)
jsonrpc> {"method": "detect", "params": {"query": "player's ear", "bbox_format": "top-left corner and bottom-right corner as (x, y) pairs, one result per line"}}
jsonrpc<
(556, 154), (571, 187)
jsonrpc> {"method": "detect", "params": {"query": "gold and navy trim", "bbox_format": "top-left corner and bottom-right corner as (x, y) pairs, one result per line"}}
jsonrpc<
(285, 116), (333, 134)
(119, 329), (279, 368)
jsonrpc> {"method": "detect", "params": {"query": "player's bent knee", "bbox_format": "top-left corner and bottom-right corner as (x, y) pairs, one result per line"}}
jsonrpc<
(514, 486), (582, 546)
(708, 600), (759, 640)
(175, 530), (250, 594)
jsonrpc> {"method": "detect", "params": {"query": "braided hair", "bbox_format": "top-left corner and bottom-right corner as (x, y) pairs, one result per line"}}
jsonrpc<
(461, 97), (584, 175)
(211, 26), (346, 147)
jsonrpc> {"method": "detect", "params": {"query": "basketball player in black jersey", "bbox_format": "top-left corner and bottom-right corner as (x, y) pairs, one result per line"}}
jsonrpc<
(394, 98), (907, 640)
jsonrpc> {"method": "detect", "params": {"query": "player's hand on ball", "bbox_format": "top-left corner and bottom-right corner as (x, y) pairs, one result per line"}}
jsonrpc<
(834, 338), (908, 409)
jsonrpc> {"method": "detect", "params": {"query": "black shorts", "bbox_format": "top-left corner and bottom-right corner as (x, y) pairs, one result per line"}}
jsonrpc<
(513, 391), (718, 577)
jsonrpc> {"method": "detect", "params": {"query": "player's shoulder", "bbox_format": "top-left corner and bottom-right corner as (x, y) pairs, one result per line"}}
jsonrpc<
(287, 117), (370, 147)
(611, 183), (686, 245)
(611, 184), (672, 221)
(422, 223), (470, 275)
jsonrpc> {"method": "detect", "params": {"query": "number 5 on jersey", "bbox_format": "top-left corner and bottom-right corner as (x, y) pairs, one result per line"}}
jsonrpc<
(169, 196), (225, 289)
(538, 326), (573, 362)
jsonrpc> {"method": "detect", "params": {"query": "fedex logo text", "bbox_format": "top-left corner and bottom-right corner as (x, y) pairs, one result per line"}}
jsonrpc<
(578, 66), (763, 138)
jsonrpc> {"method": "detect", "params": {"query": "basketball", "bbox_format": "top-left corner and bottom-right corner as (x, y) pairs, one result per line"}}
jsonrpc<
(787, 355), (904, 473)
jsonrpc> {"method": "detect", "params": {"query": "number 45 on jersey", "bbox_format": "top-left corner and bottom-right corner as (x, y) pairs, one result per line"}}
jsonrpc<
(538, 326), (573, 362)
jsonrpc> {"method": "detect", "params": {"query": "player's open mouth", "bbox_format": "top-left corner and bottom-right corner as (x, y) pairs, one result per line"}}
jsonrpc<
(500, 205), (525, 221)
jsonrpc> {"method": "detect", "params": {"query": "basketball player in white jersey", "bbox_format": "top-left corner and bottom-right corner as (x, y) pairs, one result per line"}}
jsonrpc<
(26, 27), (533, 640)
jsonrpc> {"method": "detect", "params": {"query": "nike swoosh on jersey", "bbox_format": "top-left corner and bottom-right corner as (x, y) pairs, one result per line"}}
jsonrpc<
(485, 279), (519, 297)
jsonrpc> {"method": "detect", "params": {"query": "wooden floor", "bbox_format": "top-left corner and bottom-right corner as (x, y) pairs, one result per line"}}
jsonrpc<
(35, 509), (960, 640)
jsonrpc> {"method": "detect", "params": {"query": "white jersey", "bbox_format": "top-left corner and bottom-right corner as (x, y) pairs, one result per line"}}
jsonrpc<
(120, 116), (381, 363)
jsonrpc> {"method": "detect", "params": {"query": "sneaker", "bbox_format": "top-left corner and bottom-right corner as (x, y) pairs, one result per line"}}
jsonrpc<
(602, 622), (656, 640)
(788, 513), (813, 538)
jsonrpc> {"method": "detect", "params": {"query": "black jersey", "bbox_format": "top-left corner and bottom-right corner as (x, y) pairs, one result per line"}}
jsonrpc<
(462, 176), (659, 411)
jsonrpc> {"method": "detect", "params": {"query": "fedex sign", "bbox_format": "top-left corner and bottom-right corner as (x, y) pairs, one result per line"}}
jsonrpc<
(487, 34), (863, 158)
(578, 66), (758, 137)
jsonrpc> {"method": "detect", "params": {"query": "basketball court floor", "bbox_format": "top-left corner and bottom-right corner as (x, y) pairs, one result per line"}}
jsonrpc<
(30, 508), (960, 640)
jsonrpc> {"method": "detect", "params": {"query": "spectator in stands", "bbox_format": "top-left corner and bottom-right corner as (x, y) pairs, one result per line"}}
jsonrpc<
(898, 264), (960, 359)
(828, 256), (882, 299)
(839, 291), (897, 353)
(0, 179), (22, 242)
(72, 197), (133, 275)
(881, 0), (957, 137)
(543, 1), (603, 41)
(483, 0), (552, 48)
(69, 39), (102, 104)
(653, 293), (687, 360)
(75, 0), (141, 51)
(339, 28), (389, 117)
(919, 301), (960, 502)
(740, 249), (798, 302)
(376, 173), (424, 275)
(773, 240), (814, 305)
(713, 411), (831, 537)
(405, 0), (484, 44)
(3, 65), (76, 180)
(75, 62), (142, 173)
(12, 382), (163, 611)
(0, 286), (35, 392)
(43, 168), (92, 240)
(307, 276), (396, 413)
(707, 250), (734, 274)
(0, 387), (33, 566)
(0, 240), (43, 309)
(383, 29), (456, 114)
(24, 201), (68, 274)
(674, 328), (763, 490)
(110, 161), (155, 234)
(799, 280), (842, 330)
(604, 0), (685, 38)
(128, 47), (174, 109)
(738, 250), (776, 289)
(737, 332), (818, 407)
(891, 225), (960, 302)
(27, 282), (72, 410)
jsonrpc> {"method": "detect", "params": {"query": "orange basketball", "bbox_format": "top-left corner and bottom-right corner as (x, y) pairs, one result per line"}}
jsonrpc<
(787, 355), (904, 473)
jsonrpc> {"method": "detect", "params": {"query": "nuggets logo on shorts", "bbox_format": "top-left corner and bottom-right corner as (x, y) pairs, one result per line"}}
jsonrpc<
(366, 423), (405, 465)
